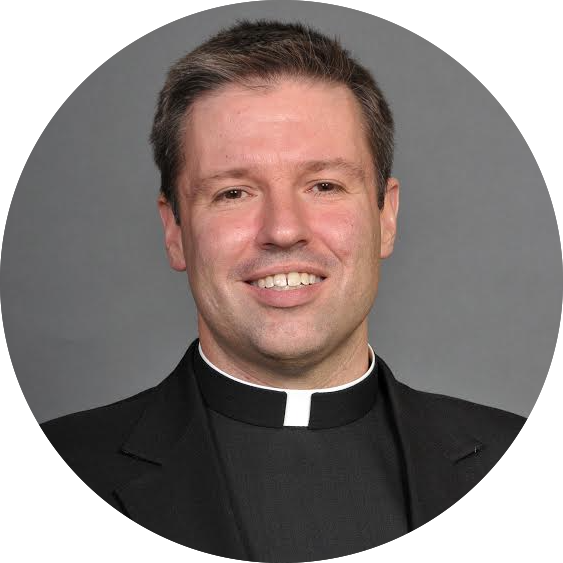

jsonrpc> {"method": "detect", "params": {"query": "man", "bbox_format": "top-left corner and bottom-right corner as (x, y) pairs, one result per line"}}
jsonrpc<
(42, 20), (525, 562)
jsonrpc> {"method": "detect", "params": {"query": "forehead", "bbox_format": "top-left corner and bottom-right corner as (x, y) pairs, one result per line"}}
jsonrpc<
(183, 78), (373, 178)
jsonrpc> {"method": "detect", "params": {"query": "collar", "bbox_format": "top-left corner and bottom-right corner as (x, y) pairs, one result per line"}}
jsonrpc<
(116, 339), (492, 553)
(195, 342), (377, 429)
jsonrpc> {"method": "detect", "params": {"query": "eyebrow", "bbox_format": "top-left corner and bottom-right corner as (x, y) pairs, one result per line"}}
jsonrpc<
(194, 158), (367, 193)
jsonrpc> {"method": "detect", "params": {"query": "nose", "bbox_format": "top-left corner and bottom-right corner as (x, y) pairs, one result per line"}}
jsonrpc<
(255, 187), (312, 250)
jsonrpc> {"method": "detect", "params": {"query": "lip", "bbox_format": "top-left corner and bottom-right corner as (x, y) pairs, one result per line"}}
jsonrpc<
(242, 278), (326, 308)
(243, 265), (327, 283)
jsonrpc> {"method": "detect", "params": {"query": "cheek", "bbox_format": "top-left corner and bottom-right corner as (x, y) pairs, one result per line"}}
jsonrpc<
(317, 205), (379, 261)
(186, 214), (255, 276)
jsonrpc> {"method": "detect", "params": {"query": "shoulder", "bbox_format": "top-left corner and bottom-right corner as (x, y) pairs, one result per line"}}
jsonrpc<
(411, 382), (524, 425)
(41, 385), (161, 504)
(41, 386), (156, 455)
(393, 377), (526, 447)
(377, 356), (526, 449)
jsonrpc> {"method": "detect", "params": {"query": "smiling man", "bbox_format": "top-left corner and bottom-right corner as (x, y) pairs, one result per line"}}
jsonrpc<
(159, 76), (397, 391)
(42, 20), (525, 562)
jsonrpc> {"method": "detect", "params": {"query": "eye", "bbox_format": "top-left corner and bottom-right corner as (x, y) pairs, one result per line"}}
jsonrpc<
(215, 188), (249, 202)
(310, 182), (344, 195)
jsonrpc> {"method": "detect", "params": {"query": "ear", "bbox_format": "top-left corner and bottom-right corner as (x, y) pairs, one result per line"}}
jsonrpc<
(380, 177), (400, 259)
(157, 195), (187, 271)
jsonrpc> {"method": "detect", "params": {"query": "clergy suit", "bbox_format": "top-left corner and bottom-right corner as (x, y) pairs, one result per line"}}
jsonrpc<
(41, 339), (525, 561)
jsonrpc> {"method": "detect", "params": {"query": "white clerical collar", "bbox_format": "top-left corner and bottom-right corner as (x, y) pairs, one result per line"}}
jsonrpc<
(197, 342), (376, 427)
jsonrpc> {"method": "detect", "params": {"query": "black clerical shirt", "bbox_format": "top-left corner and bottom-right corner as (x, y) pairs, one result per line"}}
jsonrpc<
(195, 345), (409, 562)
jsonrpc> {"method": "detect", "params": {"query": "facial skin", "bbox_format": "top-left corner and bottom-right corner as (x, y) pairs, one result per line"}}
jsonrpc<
(159, 78), (399, 389)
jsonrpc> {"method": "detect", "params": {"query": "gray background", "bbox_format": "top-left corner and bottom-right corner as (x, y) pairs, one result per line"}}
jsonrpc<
(0, 1), (560, 423)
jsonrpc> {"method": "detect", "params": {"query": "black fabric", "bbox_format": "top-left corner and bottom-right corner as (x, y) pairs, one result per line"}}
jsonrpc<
(41, 339), (526, 561)
(198, 345), (406, 560)
(207, 396), (408, 562)
(195, 344), (378, 429)
(309, 371), (378, 429)
(195, 349), (286, 427)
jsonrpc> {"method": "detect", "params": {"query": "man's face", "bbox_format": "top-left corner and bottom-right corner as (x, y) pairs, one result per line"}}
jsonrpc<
(160, 78), (399, 371)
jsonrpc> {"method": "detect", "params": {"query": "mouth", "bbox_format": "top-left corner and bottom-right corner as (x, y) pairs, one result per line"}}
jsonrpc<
(245, 271), (326, 291)
(241, 270), (327, 308)
(244, 270), (326, 291)
(243, 270), (327, 307)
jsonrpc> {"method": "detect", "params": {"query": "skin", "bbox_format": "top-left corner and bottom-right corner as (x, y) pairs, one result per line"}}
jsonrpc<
(158, 78), (399, 389)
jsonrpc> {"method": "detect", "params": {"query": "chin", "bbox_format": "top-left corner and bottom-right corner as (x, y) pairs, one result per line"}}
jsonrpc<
(249, 327), (326, 364)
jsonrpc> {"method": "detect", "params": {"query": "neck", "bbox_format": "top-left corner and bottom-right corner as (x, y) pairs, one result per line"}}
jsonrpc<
(197, 322), (371, 390)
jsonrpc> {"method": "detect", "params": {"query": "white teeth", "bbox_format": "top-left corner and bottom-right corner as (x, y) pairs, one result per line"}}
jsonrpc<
(287, 272), (301, 287)
(273, 273), (287, 287)
(250, 271), (325, 289)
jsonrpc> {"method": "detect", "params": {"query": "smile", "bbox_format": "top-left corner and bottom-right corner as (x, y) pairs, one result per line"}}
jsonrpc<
(244, 274), (326, 308)
(248, 272), (325, 291)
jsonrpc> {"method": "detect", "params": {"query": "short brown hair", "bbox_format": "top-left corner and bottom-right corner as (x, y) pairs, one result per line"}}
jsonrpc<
(150, 20), (395, 222)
